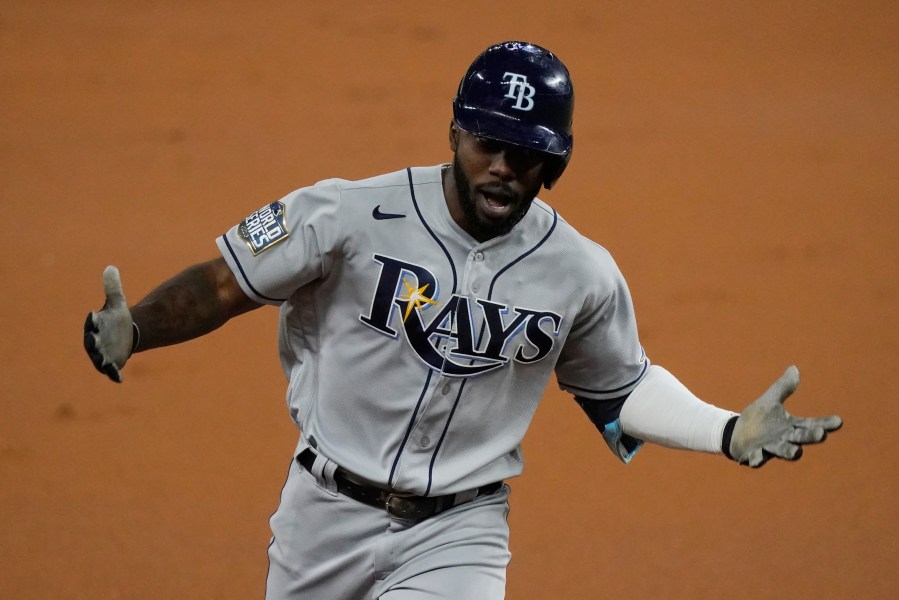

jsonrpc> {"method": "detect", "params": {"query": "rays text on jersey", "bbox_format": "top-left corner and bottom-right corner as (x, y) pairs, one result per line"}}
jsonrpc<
(360, 254), (562, 377)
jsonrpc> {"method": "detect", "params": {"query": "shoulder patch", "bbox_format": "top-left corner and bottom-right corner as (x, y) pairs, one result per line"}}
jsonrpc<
(237, 201), (289, 255)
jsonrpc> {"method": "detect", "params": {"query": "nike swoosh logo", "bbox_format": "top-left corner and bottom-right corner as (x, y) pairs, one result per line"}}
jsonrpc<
(372, 205), (406, 220)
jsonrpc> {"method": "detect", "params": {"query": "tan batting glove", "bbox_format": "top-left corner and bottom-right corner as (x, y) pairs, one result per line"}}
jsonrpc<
(83, 266), (136, 383)
(727, 366), (842, 467)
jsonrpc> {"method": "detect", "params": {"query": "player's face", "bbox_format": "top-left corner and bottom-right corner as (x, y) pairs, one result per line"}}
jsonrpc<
(447, 127), (546, 242)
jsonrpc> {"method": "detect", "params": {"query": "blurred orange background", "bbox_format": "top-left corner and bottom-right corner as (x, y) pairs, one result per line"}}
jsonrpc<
(1, 2), (896, 598)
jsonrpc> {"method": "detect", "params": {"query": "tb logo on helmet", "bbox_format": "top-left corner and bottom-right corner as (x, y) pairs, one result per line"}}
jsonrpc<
(502, 72), (535, 111)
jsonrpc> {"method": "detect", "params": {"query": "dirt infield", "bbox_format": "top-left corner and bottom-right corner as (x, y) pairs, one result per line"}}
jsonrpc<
(1, 2), (896, 598)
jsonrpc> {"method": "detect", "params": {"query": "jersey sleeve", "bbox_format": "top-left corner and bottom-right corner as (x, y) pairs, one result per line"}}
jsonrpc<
(555, 247), (648, 401)
(555, 247), (649, 463)
(216, 180), (342, 304)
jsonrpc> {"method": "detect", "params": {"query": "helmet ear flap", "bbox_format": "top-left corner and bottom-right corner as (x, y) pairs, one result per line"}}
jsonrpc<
(543, 142), (572, 189)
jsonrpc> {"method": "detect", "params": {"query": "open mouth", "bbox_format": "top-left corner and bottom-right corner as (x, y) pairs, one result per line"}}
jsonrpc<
(479, 190), (515, 219)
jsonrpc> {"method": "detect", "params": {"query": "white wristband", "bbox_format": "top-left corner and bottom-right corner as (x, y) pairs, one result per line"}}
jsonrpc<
(619, 365), (737, 453)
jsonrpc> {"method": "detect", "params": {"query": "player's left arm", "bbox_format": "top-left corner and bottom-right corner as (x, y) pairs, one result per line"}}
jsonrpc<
(618, 365), (842, 467)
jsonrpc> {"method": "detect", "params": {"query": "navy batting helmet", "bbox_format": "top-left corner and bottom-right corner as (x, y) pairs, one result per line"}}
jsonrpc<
(453, 41), (574, 189)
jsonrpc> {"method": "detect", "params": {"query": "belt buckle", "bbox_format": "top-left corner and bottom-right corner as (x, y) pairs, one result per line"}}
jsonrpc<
(385, 491), (429, 523)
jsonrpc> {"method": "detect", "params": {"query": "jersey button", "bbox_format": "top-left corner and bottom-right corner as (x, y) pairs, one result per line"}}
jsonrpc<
(474, 252), (484, 262)
(420, 436), (431, 448)
(471, 281), (480, 293)
(441, 384), (451, 395)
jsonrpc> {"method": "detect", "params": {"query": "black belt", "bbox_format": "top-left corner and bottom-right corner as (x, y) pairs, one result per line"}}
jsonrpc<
(297, 449), (503, 523)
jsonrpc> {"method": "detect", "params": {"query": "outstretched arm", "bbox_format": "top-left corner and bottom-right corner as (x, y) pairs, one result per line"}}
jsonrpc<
(129, 257), (260, 351)
(617, 365), (842, 467)
(83, 258), (261, 382)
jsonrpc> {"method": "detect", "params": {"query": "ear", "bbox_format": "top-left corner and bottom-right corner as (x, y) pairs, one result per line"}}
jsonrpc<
(449, 121), (459, 152)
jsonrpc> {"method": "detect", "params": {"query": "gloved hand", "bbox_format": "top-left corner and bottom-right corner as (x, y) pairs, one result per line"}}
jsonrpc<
(729, 366), (842, 467)
(84, 266), (135, 383)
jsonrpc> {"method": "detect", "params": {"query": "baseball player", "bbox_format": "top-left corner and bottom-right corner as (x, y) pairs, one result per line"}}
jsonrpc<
(83, 41), (842, 599)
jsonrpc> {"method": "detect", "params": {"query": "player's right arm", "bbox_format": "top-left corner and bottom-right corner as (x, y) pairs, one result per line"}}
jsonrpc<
(83, 258), (261, 382)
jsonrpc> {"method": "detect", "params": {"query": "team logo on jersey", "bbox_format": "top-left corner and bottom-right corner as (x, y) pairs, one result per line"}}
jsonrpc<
(237, 201), (289, 255)
(360, 254), (562, 377)
(502, 72), (536, 111)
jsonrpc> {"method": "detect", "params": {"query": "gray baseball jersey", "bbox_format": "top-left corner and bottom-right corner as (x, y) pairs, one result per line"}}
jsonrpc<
(217, 164), (647, 496)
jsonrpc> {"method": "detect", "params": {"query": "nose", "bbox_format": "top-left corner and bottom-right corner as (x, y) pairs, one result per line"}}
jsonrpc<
(487, 150), (514, 181)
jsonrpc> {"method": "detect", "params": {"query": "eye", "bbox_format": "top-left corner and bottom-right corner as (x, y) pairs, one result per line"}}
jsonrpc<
(476, 136), (503, 153)
(508, 146), (545, 167)
(514, 147), (540, 161)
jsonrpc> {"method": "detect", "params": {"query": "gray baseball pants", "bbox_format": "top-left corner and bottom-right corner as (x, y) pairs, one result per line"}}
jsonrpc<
(265, 451), (512, 599)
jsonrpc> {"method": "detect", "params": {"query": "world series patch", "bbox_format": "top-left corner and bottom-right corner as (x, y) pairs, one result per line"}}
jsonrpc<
(238, 201), (289, 255)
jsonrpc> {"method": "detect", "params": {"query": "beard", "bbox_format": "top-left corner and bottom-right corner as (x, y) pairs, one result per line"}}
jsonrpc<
(452, 153), (535, 241)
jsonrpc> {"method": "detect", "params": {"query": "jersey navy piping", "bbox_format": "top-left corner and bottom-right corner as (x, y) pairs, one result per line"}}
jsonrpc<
(221, 235), (287, 303)
(423, 199), (559, 496)
(558, 354), (649, 394)
(406, 168), (458, 293)
(388, 369), (434, 488)
(386, 168), (460, 491)
(425, 379), (467, 496)
(488, 205), (558, 299)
